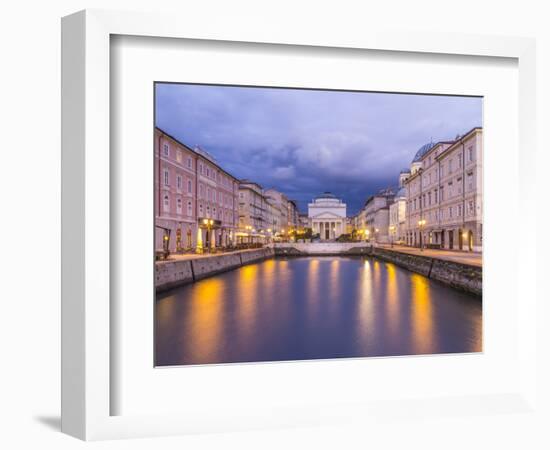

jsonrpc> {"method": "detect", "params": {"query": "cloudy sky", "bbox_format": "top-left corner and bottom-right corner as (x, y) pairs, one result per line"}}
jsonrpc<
(155, 83), (482, 214)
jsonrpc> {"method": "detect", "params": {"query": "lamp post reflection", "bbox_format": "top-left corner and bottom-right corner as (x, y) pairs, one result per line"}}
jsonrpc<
(417, 219), (426, 251)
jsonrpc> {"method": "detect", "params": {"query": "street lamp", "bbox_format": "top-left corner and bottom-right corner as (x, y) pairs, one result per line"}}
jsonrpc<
(417, 219), (426, 251)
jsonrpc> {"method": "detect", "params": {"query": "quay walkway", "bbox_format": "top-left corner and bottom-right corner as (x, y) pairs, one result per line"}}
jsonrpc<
(376, 244), (482, 267)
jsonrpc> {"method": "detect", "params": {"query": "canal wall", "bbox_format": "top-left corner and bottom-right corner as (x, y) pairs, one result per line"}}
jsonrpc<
(273, 243), (481, 296)
(156, 244), (481, 296)
(373, 248), (482, 296)
(273, 242), (371, 256)
(155, 247), (274, 292)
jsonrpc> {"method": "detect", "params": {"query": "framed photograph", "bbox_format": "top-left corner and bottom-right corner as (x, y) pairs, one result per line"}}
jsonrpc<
(62, 9), (539, 441)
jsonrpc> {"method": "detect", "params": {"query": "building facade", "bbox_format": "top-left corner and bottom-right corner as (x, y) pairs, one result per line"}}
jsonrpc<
(308, 192), (347, 240)
(403, 127), (483, 251)
(363, 189), (395, 244)
(389, 186), (407, 244)
(287, 199), (299, 231)
(238, 180), (270, 243)
(155, 128), (239, 253)
(237, 183), (298, 242)
(298, 213), (310, 230)
(264, 188), (289, 233)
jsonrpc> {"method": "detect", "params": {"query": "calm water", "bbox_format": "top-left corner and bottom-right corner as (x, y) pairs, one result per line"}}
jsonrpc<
(155, 257), (482, 366)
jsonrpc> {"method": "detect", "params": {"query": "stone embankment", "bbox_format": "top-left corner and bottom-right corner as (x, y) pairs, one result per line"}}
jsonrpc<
(372, 248), (482, 296)
(155, 247), (274, 292)
(273, 243), (482, 296)
(156, 244), (481, 296)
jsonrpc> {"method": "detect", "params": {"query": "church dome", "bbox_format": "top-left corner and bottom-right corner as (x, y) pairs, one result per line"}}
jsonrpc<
(412, 142), (435, 163)
(316, 191), (337, 199)
(396, 187), (406, 198)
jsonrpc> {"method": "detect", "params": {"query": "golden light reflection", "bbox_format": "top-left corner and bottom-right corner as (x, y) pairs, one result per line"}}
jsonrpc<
(357, 258), (375, 343)
(329, 259), (340, 301)
(373, 260), (381, 286)
(261, 259), (276, 310)
(308, 259), (320, 300)
(236, 264), (259, 341)
(305, 259), (320, 321)
(410, 273), (435, 354)
(184, 277), (224, 362)
(385, 263), (400, 337)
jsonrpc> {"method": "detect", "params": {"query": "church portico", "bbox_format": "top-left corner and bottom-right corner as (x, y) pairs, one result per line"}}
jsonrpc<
(308, 192), (347, 241)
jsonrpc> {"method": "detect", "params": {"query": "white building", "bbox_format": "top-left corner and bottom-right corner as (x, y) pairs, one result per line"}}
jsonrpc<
(363, 189), (395, 244)
(389, 186), (407, 244)
(403, 127), (483, 251)
(308, 192), (347, 240)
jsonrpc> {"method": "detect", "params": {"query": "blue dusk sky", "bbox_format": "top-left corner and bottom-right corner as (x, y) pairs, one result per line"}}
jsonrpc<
(155, 83), (482, 215)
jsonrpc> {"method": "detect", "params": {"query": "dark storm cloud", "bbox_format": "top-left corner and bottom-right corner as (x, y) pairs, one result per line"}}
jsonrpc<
(155, 83), (482, 214)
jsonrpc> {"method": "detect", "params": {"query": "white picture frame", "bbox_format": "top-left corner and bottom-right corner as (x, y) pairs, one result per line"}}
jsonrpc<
(61, 9), (539, 441)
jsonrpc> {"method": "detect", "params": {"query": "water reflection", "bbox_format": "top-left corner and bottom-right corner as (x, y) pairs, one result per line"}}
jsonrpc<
(410, 273), (434, 354)
(156, 257), (482, 366)
(183, 277), (224, 363)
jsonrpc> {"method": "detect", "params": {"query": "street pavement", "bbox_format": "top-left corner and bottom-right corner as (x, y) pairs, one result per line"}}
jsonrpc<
(159, 244), (482, 267)
(377, 244), (482, 267)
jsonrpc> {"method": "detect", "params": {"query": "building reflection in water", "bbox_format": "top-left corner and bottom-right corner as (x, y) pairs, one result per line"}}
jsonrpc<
(156, 256), (481, 366)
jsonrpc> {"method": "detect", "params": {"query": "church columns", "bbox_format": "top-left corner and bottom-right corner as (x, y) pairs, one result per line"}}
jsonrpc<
(310, 217), (345, 240)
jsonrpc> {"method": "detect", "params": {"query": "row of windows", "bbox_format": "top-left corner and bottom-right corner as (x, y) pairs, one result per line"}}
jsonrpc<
(163, 143), (194, 170)
(163, 196), (193, 216)
(162, 141), (237, 190)
(422, 144), (475, 170)
(411, 200), (476, 223)
(410, 172), (476, 211)
(162, 195), (235, 222)
(163, 168), (235, 207)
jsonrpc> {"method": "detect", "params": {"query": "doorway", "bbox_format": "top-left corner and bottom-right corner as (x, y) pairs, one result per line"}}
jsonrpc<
(468, 230), (474, 251)
(448, 230), (454, 249)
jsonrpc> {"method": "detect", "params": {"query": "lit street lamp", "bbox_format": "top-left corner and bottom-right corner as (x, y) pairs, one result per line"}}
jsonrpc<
(417, 219), (426, 251)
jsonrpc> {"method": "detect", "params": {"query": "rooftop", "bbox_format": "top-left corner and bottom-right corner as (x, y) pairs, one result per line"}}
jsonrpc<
(412, 141), (436, 163)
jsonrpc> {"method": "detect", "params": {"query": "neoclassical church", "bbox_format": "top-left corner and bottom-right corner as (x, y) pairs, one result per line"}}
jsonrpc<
(308, 192), (347, 240)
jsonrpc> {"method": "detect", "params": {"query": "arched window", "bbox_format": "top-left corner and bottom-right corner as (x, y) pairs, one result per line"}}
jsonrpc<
(187, 201), (192, 217)
(163, 195), (170, 212)
(176, 198), (182, 214)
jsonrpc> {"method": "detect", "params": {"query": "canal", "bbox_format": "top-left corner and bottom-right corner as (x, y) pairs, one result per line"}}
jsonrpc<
(155, 256), (482, 366)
